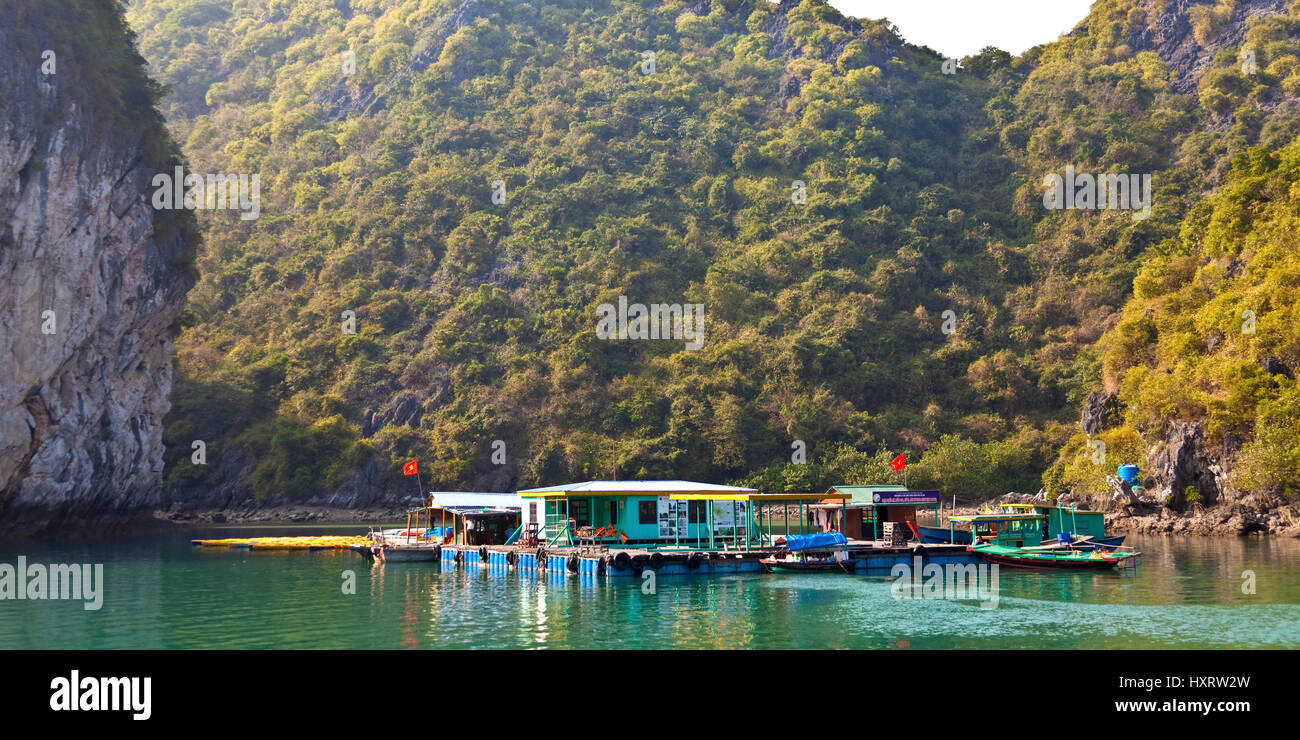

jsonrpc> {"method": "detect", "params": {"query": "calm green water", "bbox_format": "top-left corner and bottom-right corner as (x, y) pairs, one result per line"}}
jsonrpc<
(1, 528), (1297, 649)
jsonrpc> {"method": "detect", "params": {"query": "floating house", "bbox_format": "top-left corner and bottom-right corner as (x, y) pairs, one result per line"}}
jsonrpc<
(355, 480), (985, 577)
(424, 491), (523, 546)
(516, 480), (842, 550)
(812, 485), (943, 540)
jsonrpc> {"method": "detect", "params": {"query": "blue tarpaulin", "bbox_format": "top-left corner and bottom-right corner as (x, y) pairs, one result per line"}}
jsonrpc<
(783, 531), (847, 551)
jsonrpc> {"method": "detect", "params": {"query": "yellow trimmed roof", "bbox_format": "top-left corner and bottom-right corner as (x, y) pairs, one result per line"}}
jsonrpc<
(669, 492), (850, 502)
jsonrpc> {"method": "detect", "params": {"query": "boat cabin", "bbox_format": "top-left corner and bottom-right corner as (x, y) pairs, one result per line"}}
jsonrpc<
(947, 513), (1045, 548)
(999, 503), (1107, 541)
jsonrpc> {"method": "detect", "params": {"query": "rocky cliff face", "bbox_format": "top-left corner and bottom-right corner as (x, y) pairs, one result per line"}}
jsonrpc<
(0, 3), (197, 534)
(1124, 0), (1291, 92)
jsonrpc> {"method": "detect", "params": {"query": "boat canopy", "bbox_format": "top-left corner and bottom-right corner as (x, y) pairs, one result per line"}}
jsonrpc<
(782, 531), (848, 551)
(950, 513), (1043, 524)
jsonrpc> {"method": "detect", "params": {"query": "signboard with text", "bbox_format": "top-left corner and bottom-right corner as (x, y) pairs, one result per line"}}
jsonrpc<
(871, 490), (940, 505)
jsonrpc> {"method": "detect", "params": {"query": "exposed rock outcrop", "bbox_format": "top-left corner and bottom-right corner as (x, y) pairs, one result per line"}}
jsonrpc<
(1124, 0), (1291, 94)
(1080, 390), (1121, 434)
(0, 3), (197, 534)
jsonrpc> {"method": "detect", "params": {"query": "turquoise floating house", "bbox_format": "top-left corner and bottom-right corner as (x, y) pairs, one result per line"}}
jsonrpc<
(517, 480), (843, 550)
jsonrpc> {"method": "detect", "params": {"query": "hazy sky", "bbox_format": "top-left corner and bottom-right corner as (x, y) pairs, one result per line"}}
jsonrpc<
(827, 1), (1095, 58)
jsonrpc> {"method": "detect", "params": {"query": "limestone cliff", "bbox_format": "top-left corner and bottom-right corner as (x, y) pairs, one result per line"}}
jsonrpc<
(0, 1), (197, 533)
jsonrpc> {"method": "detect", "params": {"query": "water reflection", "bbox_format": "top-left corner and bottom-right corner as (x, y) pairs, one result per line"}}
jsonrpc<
(0, 532), (1296, 648)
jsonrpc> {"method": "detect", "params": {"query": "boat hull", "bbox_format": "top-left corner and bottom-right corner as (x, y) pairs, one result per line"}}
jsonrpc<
(760, 558), (857, 573)
(374, 545), (441, 562)
(968, 545), (1134, 570)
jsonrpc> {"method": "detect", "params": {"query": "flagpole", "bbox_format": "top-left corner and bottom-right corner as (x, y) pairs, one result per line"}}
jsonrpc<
(415, 464), (425, 539)
(414, 462), (425, 508)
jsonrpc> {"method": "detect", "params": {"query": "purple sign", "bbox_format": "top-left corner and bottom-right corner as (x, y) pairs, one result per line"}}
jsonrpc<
(871, 490), (940, 505)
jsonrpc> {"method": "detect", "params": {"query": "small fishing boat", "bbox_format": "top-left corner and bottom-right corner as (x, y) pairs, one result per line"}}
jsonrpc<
(955, 511), (1139, 569)
(968, 543), (1139, 570)
(761, 557), (858, 573)
(368, 543), (442, 562)
(760, 531), (857, 574)
(920, 502), (1126, 550)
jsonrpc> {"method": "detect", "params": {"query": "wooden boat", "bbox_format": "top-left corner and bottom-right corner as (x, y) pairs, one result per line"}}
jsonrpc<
(760, 556), (858, 573)
(915, 523), (971, 544)
(761, 531), (857, 573)
(368, 543), (442, 562)
(1000, 503), (1125, 550)
(922, 504), (1126, 550)
(968, 543), (1139, 570)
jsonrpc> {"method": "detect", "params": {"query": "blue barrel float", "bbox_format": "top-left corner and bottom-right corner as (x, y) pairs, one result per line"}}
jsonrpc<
(1117, 464), (1140, 484)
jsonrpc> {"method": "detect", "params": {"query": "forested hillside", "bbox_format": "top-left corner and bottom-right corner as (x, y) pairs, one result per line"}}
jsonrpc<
(122, 0), (1300, 512)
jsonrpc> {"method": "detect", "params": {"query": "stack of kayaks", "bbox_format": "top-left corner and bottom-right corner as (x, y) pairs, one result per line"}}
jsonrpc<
(190, 535), (371, 551)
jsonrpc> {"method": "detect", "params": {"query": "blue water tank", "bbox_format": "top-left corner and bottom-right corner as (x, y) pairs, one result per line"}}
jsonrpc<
(1117, 464), (1140, 484)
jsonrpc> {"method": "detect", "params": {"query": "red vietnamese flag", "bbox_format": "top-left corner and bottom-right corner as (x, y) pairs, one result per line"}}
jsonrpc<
(402, 459), (419, 476)
(890, 453), (906, 471)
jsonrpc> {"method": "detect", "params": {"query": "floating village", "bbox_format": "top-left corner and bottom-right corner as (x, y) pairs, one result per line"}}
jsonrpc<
(192, 475), (1142, 578)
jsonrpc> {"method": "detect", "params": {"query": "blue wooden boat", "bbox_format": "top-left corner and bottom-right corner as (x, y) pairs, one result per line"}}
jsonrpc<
(916, 524), (971, 544)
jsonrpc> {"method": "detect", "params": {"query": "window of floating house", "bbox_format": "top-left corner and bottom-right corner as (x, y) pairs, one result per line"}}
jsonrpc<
(570, 499), (590, 527)
(638, 499), (656, 525)
(687, 500), (708, 524)
(608, 500), (617, 525)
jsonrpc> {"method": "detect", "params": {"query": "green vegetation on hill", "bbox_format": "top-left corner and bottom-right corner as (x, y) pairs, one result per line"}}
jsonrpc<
(1054, 141), (1300, 499)
(122, 0), (1300, 503)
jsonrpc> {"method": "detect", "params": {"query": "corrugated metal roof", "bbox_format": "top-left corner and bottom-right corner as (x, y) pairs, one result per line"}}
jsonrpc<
(517, 480), (757, 496)
(427, 491), (524, 510)
(829, 484), (907, 494)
